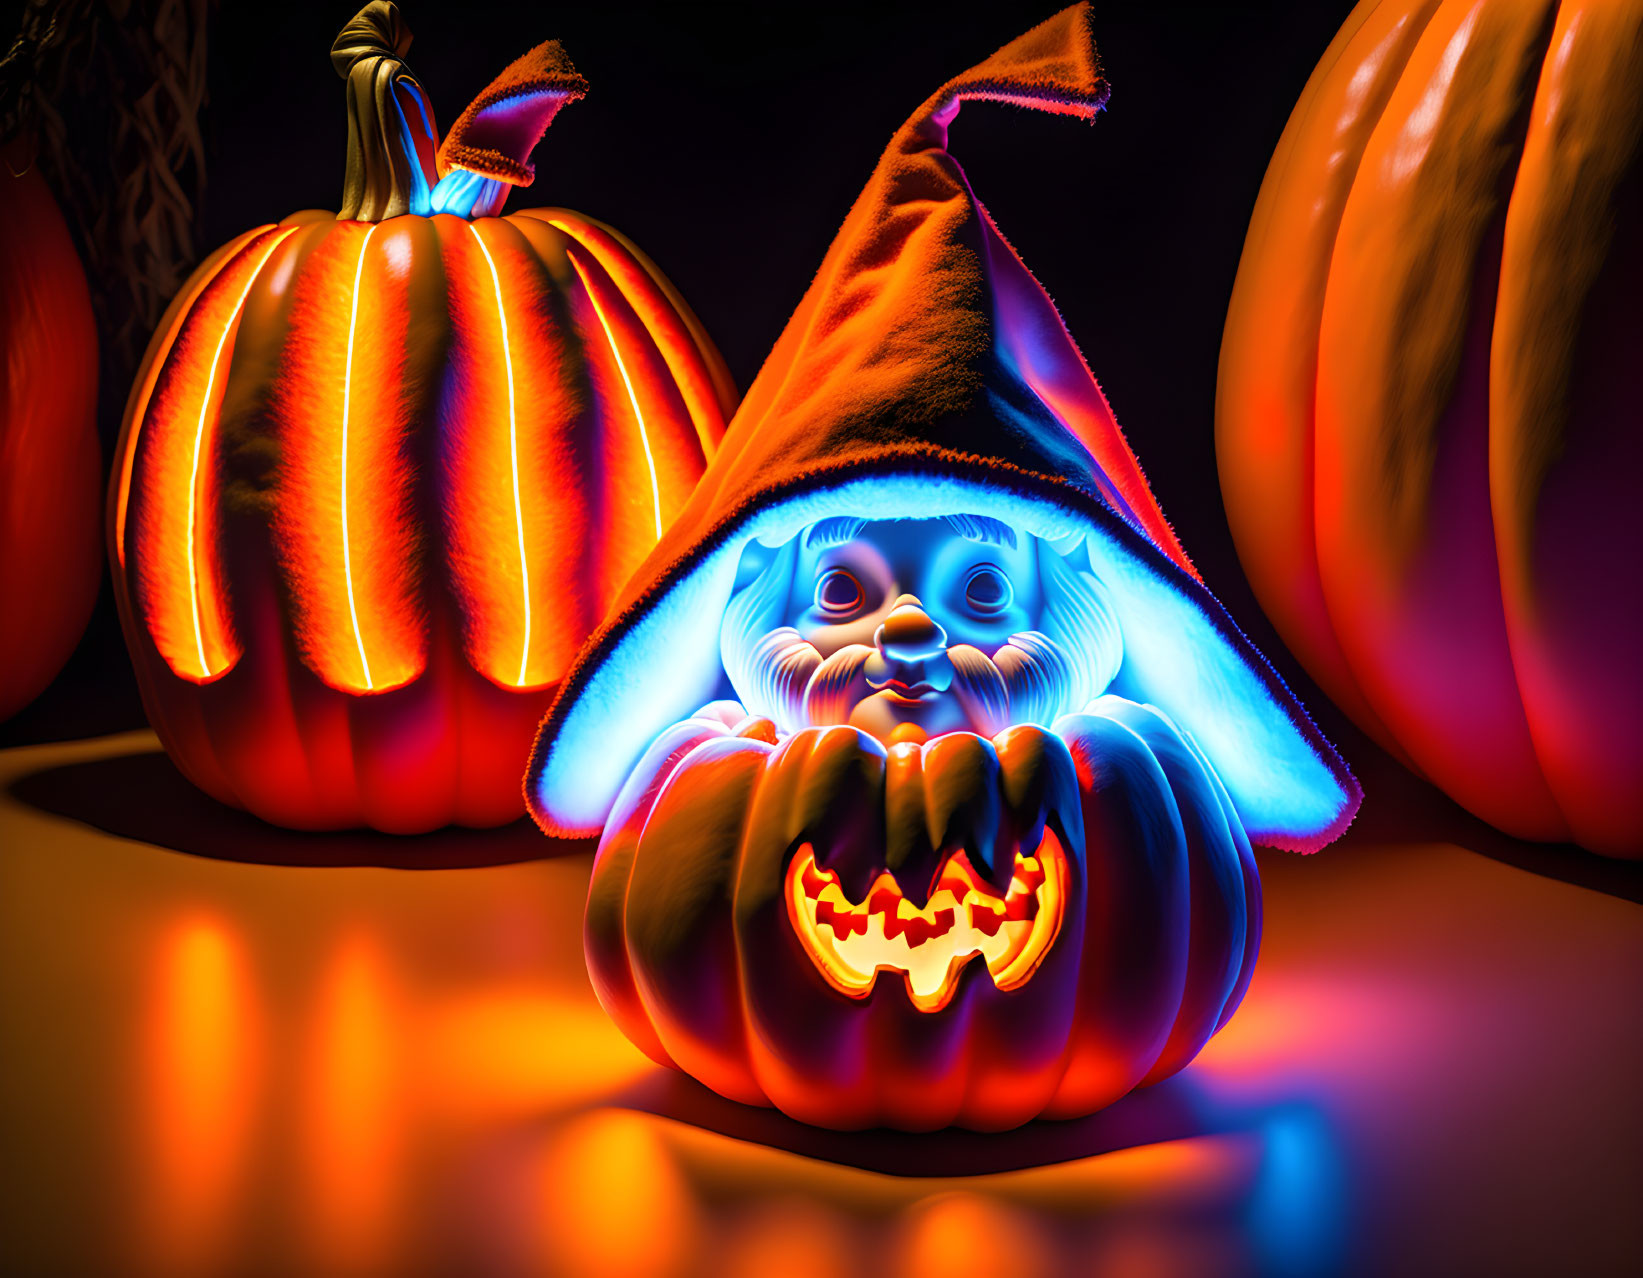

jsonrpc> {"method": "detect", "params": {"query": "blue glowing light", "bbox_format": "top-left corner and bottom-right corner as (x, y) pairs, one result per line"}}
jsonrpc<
(390, 78), (438, 216)
(531, 471), (1355, 849)
(428, 167), (508, 220)
(1248, 1106), (1349, 1278)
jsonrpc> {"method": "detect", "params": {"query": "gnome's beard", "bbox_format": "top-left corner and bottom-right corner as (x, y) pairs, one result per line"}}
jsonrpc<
(730, 628), (1094, 739)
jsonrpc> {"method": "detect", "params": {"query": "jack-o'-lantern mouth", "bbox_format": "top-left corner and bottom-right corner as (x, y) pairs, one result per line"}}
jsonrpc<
(785, 830), (1068, 1013)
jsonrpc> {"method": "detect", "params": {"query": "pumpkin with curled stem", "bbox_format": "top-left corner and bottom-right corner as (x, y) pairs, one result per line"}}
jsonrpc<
(586, 697), (1259, 1132)
(108, 3), (733, 831)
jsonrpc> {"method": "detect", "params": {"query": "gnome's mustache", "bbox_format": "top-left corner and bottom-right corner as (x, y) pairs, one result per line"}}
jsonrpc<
(733, 627), (1084, 737)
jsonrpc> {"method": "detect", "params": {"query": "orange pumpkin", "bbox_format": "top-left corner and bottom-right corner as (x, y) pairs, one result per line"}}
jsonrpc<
(109, 3), (733, 831)
(1217, 0), (1643, 857)
(586, 705), (1259, 1132)
(0, 144), (101, 722)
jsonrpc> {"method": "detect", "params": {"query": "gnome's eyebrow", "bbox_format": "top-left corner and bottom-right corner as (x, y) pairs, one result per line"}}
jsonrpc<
(944, 513), (1017, 549)
(802, 514), (1019, 551)
(804, 517), (868, 549)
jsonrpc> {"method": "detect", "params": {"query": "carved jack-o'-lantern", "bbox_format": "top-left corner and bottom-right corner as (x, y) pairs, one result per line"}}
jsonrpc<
(109, 3), (733, 831)
(528, 7), (1357, 1131)
(588, 706), (1259, 1131)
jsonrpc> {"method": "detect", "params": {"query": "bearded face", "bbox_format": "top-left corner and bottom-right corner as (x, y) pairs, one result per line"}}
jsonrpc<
(721, 515), (1124, 742)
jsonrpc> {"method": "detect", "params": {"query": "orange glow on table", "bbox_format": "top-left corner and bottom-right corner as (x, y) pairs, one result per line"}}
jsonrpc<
(300, 932), (402, 1275)
(421, 990), (653, 1123)
(890, 1192), (1055, 1278)
(140, 918), (261, 1277)
(2, 732), (1638, 1277)
(534, 1112), (702, 1278)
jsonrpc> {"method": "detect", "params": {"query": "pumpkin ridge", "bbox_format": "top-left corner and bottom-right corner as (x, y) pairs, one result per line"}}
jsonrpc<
(113, 224), (273, 571)
(129, 224), (299, 684)
(1325, 0), (1558, 554)
(535, 211), (731, 461)
(1487, 0), (1643, 853)
(1313, 0), (1567, 837)
(264, 222), (428, 694)
(1217, 0), (1443, 763)
(523, 209), (740, 425)
(726, 740), (784, 1107)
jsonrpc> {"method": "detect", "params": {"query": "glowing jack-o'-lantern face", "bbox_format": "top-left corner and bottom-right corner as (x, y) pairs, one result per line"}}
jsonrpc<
(786, 833), (1068, 1012)
(586, 702), (1260, 1132)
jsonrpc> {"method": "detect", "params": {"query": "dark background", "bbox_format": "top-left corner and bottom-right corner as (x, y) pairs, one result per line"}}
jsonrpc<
(4, 0), (1358, 747)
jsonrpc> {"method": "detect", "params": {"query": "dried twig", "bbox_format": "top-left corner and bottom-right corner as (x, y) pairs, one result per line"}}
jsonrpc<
(2, 0), (211, 382)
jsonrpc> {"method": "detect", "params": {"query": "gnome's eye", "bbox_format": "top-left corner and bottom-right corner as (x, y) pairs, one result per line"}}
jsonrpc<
(964, 565), (1012, 614)
(815, 568), (865, 615)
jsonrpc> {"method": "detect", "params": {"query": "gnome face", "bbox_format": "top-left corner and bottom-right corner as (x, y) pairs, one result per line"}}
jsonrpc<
(720, 515), (1127, 742)
(796, 516), (1042, 741)
(796, 518), (1042, 666)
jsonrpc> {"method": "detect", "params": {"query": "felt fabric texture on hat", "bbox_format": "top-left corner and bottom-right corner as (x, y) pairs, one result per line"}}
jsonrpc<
(525, 3), (1360, 852)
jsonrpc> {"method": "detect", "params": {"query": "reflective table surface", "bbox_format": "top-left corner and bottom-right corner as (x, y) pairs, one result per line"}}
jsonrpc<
(3, 731), (1639, 1278)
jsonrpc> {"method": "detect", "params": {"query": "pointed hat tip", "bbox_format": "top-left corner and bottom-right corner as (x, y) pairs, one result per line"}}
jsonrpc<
(927, 2), (1108, 128)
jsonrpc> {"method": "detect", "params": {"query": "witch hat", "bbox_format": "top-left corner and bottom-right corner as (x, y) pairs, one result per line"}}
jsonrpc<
(527, 4), (1358, 851)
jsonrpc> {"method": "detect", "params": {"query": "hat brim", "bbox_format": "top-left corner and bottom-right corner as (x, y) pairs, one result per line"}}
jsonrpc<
(527, 454), (1359, 852)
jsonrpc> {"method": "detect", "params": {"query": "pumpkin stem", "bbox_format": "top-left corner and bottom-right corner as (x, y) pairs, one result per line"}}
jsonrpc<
(430, 41), (588, 219)
(332, 1), (440, 221)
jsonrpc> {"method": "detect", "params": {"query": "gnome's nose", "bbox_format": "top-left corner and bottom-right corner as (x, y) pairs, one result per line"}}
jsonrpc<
(865, 596), (953, 693)
(876, 596), (948, 662)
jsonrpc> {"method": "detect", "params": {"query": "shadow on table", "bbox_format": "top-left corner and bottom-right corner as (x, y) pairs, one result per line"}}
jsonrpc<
(608, 1068), (1248, 1178)
(1342, 739), (1643, 905)
(7, 745), (589, 869)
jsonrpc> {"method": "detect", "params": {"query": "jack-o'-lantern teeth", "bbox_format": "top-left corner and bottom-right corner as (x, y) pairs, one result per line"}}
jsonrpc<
(785, 830), (1068, 1013)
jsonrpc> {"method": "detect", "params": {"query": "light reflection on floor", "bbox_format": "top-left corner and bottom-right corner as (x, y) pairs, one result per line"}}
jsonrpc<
(2, 731), (1639, 1277)
(141, 917), (262, 1278)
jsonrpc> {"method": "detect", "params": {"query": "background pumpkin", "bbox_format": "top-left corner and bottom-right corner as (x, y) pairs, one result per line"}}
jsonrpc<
(0, 144), (101, 722)
(1216, 0), (1643, 858)
(109, 3), (734, 832)
(586, 705), (1259, 1133)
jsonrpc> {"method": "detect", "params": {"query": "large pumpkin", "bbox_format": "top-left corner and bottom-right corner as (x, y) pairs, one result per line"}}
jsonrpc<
(109, 4), (733, 831)
(0, 143), (101, 722)
(1217, 0), (1643, 857)
(586, 701), (1259, 1132)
